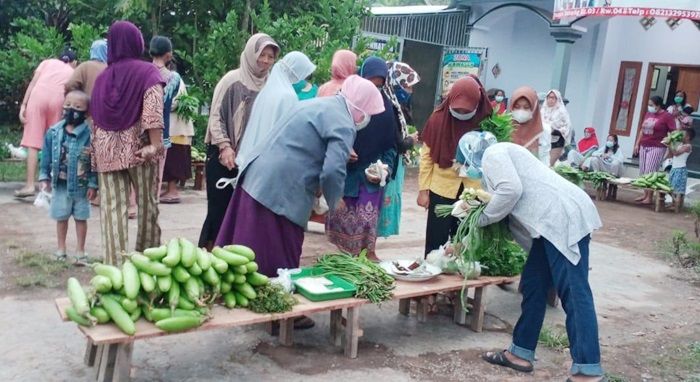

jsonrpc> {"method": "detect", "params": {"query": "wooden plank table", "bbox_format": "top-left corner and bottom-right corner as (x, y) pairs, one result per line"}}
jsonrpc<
(56, 274), (515, 381)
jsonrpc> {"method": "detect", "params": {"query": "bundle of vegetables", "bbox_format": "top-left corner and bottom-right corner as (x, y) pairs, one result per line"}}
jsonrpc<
(554, 164), (585, 186)
(479, 110), (515, 143)
(661, 130), (685, 149)
(63, 239), (294, 335)
(191, 147), (206, 162)
(174, 94), (200, 123)
(583, 171), (616, 190)
(315, 250), (395, 303)
(631, 172), (672, 192)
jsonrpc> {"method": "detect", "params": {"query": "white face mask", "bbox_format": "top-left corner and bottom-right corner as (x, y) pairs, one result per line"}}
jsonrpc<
(512, 109), (533, 124)
(450, 107), (477, 121)
(648, 105), (657, 113)
(354, 113), (371, 130)
(495, 95), (504, 103)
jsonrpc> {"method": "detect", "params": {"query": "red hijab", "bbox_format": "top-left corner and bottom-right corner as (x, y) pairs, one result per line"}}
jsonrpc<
(578, 127), (598, 153)
(421, 75), (493, 169)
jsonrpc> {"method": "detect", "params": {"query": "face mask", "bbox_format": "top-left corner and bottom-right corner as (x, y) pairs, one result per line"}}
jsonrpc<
(449, 107), (477, 121)
(512, 109), (533, 124)
(343, 96), (370, 130)
(674, 96), (684, 105)
(63, 107), (86, 126)
(648, 106), (657, 113)
(292, 80), (306, 93)
(495, 95), (504, 103)
(465, 164), (482, 179)
(394, 86), (411, 105)
(606, 141), (614, 148)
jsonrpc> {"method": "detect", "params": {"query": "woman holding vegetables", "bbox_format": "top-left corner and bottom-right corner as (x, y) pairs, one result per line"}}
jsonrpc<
(455, 131), (605, 381)
(418, 75), (492, 255)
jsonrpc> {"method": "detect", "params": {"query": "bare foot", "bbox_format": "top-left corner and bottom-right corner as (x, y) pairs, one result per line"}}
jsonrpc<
(637, 198), (653, 205)
(634, 196), (645, 202)
(365, 252), (381, 262)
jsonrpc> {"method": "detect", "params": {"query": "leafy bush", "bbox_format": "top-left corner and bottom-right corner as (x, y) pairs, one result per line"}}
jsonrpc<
(67, 22), (107, 61)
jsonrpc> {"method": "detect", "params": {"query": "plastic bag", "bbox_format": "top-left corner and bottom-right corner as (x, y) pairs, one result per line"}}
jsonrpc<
(215, 177), (238, 190)
(34, 189), (51, 210)
(312, 196), (329, 215)
(270, 268), (302, 293)
(365, 160), (389, 187)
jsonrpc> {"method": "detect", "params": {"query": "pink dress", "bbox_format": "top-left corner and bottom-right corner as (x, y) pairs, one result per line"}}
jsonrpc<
(21, 59), (74, 149)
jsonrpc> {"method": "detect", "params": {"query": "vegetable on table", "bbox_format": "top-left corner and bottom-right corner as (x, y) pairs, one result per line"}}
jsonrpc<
(315, 250), (395, 303)
(247, 283), (297, 313)
(631, 172), (672, 192)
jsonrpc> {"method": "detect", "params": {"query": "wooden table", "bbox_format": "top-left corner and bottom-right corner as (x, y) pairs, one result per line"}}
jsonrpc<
(598, 181), (677, 213)
(56, 275), (515, 381)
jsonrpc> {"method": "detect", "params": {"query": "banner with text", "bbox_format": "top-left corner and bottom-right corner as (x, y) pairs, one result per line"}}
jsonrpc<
(553, 0), (700, 20)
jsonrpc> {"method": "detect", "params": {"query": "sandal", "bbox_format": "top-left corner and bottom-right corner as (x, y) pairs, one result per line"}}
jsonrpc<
(160, 196), (181, 204)
(293, 316), (315, 330)
(482, 350), (533, 373)
(54, 251), (68, 262)
(565, 377), (608, 382)
(73, 253), (91, 267)
(14, 189), (36, 198)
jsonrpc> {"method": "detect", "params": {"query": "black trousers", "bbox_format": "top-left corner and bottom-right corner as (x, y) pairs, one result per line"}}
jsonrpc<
(198, 145), (238, 247)
(424, 189), (462, 255)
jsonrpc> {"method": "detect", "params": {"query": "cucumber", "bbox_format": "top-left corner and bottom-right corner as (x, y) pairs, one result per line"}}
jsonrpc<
(130, 253), (172, 276)
(157, 275), (172, 293)
(143, 245), (167, 261)
(149, 308), (201, 322)
(155, 316), (202, 332)
(223, 271), (236, 284)
(245, 262), (259, 274)
(233, 265), (248, 275)
(221, 281), (232, 294)
(179, 238), (197, 268)
(162, 238), (181, 267)
(223, 292), (237, 308)
(233, 282), (257, 300)
(67, 277), (90, 316)
(177, 294), (196, 310)
(100, 295), (135, 335)
(196, 248), (211, 271)
(66, 306), (93, 327)
(93, 264), (123, 290)
(184, 277), (200, 302)
(129, 307), (141, 322)
(188, 262), (202, 276)
(234, 292), (249, 307)
(168, 281), (180, 310)
(212, 247), (249, 266)
(90, 275), (113, 293)
(121, 297), (138, 313)
(233, 274), (247, 285)
(246, 272), (269, 287)
(210, 254), (229, 274)
(139, 272), (156, 293)
(203, 267), (221, 286)
(121, 260), (140, 300)
(172, 265), (191, 283)
(90, 306), (110, 324)
(223, 244), (255, 261)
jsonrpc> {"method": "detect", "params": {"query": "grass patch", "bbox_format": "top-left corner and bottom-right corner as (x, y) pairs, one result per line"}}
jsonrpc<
(658, 230), (700, 273)
(0, 160), (26, 182)
(14, 251), (70, 288)
(652, 341), (700, 380)
(605, 373), (628, 382)
(538, 325), (569, 350)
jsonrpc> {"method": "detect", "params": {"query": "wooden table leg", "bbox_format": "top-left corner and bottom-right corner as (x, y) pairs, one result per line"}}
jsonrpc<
(416, 297), (429, 323)
(84, 339), (99, 367)
(278, 318), (294, 347)
(330, 309), (343, 346)
(344, 307), (360, 359)
(398, 298), (411, 316)
(469, 286), (486, 333)
(453, 288), (468, 325)
(94, 342), (133, 382)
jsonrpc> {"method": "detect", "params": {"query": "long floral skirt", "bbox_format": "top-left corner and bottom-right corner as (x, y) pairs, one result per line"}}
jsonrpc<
(326, 184), (383, 255)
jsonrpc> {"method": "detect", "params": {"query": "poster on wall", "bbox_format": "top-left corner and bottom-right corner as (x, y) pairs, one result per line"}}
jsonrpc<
(553, 0), (700, 20)
(438, 48), (486, 101)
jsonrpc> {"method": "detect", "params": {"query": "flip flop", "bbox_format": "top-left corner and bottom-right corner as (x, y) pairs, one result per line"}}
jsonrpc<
(14, 189), (36, 198)
(482, 350), (533, 373)
(565, 377), (608, 382)
(54, 251), (68, 262)
(293, 316), (315, 330)
(160, 196), (181, 204)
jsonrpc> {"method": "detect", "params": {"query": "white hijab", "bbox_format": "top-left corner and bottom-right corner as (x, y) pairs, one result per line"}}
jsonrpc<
(540, 89), (572, 142)
(235, 51), (316, 169)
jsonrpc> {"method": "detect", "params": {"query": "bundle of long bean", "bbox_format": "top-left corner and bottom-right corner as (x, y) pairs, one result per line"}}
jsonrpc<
(315, 251), (395, 303)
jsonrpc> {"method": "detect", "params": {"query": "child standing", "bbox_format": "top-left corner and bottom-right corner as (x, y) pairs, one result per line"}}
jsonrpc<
(668, 128), (695, 210)
(39, 90), (97, 264)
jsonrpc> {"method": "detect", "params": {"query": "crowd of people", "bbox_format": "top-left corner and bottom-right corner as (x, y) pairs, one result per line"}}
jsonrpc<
(16, 19), (700, 382)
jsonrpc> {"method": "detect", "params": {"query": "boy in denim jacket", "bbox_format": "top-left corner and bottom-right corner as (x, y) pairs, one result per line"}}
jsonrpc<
(39, 90), (97, 264)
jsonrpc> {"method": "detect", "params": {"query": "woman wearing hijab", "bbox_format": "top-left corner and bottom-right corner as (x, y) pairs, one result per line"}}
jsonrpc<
(567, 127), (599, 168)
(325, 57), (397, 259)
(215, 75), (384, 275)
(417, 75), (493, 255)
(90, 21), (165, 265)
(317, 49), (358, 97)
(235, 51), (316, 170)
(509, 86), (549, 164)
(377, 61), (420, 239)
(490, 89), (507, 114)
(454, 131), (604, 382)
(541, 89), (572, 166)
(65, 39), (108, 96)
(198, 33), (279, 249)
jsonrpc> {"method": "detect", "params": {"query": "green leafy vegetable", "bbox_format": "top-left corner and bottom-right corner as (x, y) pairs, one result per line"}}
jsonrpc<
(247, 283), (297, 313)
(479, 110), (515, 142)
(554, 164), (585, 186)
(174, 94), (200, 123)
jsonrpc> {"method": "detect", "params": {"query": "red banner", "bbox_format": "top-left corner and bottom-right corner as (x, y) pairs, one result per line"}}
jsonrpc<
(553, 1), (700, 20)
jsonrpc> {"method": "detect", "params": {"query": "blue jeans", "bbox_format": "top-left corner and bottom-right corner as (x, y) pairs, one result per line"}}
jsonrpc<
(509, 235), (603, 376)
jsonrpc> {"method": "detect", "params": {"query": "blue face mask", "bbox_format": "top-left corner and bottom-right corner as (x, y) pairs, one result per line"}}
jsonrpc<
(394, 86), (412, 105)
(465, 164), (482, 179)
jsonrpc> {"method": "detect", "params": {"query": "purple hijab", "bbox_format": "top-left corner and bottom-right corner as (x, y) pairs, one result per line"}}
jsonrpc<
(91, 21), (165, 131)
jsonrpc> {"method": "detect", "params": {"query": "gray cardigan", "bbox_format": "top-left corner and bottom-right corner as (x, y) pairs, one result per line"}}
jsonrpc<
(240, 95), (356, 228)
(478, 143), (602, 265)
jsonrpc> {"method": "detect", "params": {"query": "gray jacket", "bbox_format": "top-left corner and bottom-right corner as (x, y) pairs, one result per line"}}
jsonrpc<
(241, 95), (355, 228)
(478, 143), (602, 265)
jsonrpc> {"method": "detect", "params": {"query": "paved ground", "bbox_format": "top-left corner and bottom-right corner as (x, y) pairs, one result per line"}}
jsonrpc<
(0, 169), (698, 381)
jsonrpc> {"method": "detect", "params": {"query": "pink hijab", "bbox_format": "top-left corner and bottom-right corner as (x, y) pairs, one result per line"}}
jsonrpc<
(318, 50), (358, 97)
(340, 75), (385, 122)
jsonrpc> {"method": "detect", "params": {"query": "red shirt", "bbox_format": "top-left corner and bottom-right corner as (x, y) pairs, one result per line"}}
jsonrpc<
(640, 110), (675, 148)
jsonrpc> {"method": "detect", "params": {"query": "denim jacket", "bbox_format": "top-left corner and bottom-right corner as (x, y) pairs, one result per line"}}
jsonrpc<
(39, 120), (97, 197)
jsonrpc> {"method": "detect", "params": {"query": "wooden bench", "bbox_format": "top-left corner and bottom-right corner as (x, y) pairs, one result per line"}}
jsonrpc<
(56, 275), (514, 381)
(192, 162), (205, 191)
(593, 180), (679, 213)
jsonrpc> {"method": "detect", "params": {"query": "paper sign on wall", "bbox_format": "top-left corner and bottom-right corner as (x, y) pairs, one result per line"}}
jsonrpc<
(440, 49), (484, 98)
(553, 0), (700, 20)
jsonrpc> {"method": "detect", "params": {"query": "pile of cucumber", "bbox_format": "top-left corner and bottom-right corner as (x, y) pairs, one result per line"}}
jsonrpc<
(631, 172), (672, 192)
(64, 239), (270, 335)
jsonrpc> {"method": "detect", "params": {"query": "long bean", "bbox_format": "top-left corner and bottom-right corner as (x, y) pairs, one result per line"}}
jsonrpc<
(316, 252), (394, 303)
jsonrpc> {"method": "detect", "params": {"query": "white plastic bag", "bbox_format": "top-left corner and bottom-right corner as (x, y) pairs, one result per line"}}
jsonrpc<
(270, 268), (302, 293)
(34, 189), (51, 210)
(312, 196), (329, 215)
(365, 160), (389, 187)
(215, 177), (238, 190)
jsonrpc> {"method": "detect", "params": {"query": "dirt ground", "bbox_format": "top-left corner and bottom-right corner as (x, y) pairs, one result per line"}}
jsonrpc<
(0, 169), (698, 381)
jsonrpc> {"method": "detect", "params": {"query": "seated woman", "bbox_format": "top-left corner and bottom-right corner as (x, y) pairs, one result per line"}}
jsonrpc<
(586, 134), (624, 176)
(567, 127), (599, 168)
